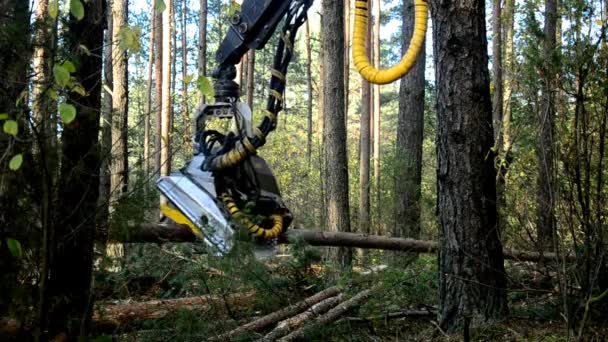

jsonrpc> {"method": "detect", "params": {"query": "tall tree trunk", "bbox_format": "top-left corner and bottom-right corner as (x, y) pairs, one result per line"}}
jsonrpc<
(154, 6), (163, 174)
(144, 5), (156, 176)
(492, 0), (502, 141)
(198, 0), (207, 105)
(31, 0), (56, 156)
(498, 0), (515, 231)
(394, 0), (425, 242)
(536, 0), (557, 250)
(111, 0), (129, 199)
(318, 11), (326, 227)
(98, 0), (113, 247)
(169, 0), (177, 172)
(0, 0), (30, 323)
(181, 0), (190, 141)
(305, 20), (313, 167)
(430, 0), (508, 332)
(344, 0), (350, 129)
(359, 5), (372, 236)
(246, 50), (255, 108)
(322, 0), (352, 270)
(160, 0), (173, 180)
(47, 0), (104, 337)
(492, 0), (505, 236)
(372, 0), (381, 233)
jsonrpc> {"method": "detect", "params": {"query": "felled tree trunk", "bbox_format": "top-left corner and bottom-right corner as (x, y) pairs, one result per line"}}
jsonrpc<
(212, 286), (341, 341)
(111, 225), (573, 263)
(278, 289), (372, 342)
(262, 294), (345, 341)
(93, 292), (256, 331)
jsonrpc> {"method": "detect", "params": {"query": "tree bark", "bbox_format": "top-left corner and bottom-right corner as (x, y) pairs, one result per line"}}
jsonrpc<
(47, 0), (104, 338)
(246, 50), (255, 108)
(344, 0), (350, 129)
(93, 292), (256, 331)
(394, 0), (425, 242)
(322, 0), (352, 270)
(160, 0), (173, 179)
(181, 0), (190, 141)
(212, 287), (341, 341)
(372, 0), (381, 231)
(31, 0), (55, 153)
(359, 5), (372, 236)
(154, 5), (163, 174)
(98, 3), (113, 238)
(498, 0), (515, 236)
(430, 0), (508, 332)
(492, 0), (503, 142)
(0, 0), (29, 323)
(198, 0), (207, 106)
(536, 0), (557, 250)
(306, 20), (313, 167)
(262, 294), (345, 341)
(111, 0), (129, 199)
(144, 5), (156, 176)
(110, 225), (573, 262)
(278, 289), (372, 342)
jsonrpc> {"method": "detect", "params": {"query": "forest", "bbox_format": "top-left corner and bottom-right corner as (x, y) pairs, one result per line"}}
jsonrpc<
(0, 0), (607, 340)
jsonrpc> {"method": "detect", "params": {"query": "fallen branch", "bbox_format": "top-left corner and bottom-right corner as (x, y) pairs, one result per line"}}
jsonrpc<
(117, 224), (574, 263)
(211, 286), (341, 341)
(278, 289), (373, 342)
(93, 291), (256, 331)
(261, 294), (345, 341)
(341, 309), (435, 323)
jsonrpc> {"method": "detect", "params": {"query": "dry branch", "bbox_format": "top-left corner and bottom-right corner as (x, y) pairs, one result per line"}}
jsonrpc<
(261, 294), (345, 341)
(93, 291), (256, 330)
(117, 224), (573, 262)
(211, 286), (341, 341)
(278, 289), (373, 342)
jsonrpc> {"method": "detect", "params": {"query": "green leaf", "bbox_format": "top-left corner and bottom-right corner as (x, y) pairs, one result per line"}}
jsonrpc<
(0, 113), (8, 120)
(61, 61), (76, 73)
(3, 120), (18, 136)
(53, 64), (70, 87)
(49, 0), (59, 19)
(184, 74), (194, 84)
(6, 239), (22, 258)
(59, 103), (77, 124)
(197, 76), (215, 98)
(71, 83), (87, 96)
(156, 0), (166, 12)
(9, 154), (23, 171)
(46, 89), (59, 101)
(118, 26), (142, 53)
(70, 0), (85, 20)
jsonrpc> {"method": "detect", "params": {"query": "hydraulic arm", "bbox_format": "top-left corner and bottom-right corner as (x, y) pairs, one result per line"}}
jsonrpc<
(157, 0), (428, 254)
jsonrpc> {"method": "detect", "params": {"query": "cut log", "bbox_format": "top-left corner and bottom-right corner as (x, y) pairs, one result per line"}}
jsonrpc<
(114, 225), (573, 263)
(278, 289), (373, 342)
(261, 294), (345, 341)
(93, 291), (256, 331)
(211, 286), (341, 341)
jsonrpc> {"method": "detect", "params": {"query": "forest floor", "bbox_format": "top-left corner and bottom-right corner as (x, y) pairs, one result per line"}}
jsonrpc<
(92, 243), (608, 341)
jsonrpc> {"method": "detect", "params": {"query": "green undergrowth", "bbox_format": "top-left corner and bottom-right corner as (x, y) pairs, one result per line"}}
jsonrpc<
(93, 245), (607, 341)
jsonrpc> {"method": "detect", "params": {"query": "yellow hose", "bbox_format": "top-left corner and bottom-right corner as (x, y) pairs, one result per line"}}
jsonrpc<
(352, 0), (428, 85)
(220, 193), (284, 239)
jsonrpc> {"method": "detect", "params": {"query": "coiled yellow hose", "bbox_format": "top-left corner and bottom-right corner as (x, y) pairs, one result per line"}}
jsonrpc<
(352, 0), (428, 85)
(220, 193), (284, 239)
